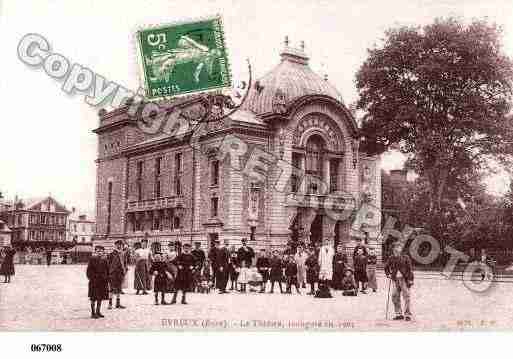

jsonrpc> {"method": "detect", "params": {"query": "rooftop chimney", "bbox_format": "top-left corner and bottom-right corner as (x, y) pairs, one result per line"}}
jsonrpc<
(280, 38), (309, 65)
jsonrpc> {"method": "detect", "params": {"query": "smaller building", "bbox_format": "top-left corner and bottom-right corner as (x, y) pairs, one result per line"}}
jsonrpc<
(0, 196), (70, 243)
(67, 208), (96, 243)
(0, 220), (12, 247)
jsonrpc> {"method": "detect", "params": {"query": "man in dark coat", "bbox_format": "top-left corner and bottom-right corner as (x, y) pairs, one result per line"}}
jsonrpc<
(385, 241), (414, 321)
(332, 245), (348, 290)
(269, 250), (284, 294)
(171, 243), (195, 304)
(86, 246), (109, 318)
(237, 238), (255, 267)
(305, 248), (319, 295)
(107, 240), (127, 309)
(191, 242), (206, 269)
(0, 246), (16, 283)
(191, 242), (206, 292)
(208, 241), (218, 288)
(352, 236), (369, 260)
(46, 249), (52, 266)
(256, 248), (270, 293)
(213, 240), (230, 294)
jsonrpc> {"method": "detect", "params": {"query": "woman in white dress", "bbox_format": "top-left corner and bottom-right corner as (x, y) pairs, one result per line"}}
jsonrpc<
(316, 238), (334, 298)
(294, 246), (308, 288)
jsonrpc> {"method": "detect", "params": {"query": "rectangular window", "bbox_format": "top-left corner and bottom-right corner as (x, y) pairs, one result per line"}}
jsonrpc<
(175, 152), (182, 195)
(107, 181), (113, 234)
(250, 226), (256, 241)
(175, 152), (182, 172)
(211, 160), (219, 186)
(330, 158), (339, 193)
(173, 216), (181, 229)
(155, 180), (161, 198)
(137, 161), (144, 201)
(137, 161), (143, 179)
(211, 197), (219, 218)
(155, 157), (162, 176)
(155, 157), (162, 198)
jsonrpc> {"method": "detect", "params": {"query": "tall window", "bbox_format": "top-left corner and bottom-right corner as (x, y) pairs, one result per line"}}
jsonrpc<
(306, 135), (325, 178)
(137, 161), (144, 201)
(175, 152), (182, 196)
(211, 159), (219, 186)
(211, 197), (219, 218)
(306, 135), (325, 194)
(291, 152), (301, 193)
(155, 157), (162, 198)
(107, 181), (113, 234)
(330, 158), (339, 193)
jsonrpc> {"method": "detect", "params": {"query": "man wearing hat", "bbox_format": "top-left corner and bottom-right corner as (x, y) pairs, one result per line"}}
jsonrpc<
(237, 238), (255, 268)
(191, 242), (206, 269)
(353, 236), (369, 262)
(107, 240), (127, 309)
(171, 243), (195, 304)
(213, 239), (230, 294)
(191, 242), (206, 292)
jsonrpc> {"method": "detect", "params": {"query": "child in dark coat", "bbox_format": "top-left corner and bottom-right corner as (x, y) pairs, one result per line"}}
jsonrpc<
(256, 249), (270, 293)
(353, 247), (368, 294)
(305, 249), (319, 295)
(285, 255), (301, 294)
(341, 268), (357, 296)
(86, 246), (109, 318)
(269, 250), (284, 294)
(150, 253), (172, 305)
(228, 249), (239, 291)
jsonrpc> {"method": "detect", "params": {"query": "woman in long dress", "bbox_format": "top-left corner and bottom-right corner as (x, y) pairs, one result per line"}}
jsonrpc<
(294, 246), (308, 288)
(366, 247), (378, 292)
(0, 246), (16, 283)
(133, 242), (151, 294)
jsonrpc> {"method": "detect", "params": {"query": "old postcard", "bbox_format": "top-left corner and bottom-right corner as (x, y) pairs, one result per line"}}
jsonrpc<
(2, 0), (513, 345)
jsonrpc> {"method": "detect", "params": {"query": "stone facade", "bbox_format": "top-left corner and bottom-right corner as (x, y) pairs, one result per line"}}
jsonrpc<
(94, 42), (382, 258)
(67, 209), (96, 243)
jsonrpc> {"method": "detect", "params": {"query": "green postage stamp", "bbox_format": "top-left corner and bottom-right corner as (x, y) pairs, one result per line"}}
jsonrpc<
(136, 15), (231, 100)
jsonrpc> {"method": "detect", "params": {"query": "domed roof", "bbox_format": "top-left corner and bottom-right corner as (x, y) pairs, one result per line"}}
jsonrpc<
(241, 44), (344, 115)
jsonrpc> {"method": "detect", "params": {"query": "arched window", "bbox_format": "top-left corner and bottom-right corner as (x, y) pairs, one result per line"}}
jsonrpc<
(305, 135), (325, 179)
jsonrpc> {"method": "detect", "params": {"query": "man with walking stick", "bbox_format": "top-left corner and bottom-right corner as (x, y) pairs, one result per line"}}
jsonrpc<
(384, 241), (414, 321)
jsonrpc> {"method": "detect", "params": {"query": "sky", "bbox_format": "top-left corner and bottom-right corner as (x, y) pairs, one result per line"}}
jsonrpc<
(0, 0), (512, 216)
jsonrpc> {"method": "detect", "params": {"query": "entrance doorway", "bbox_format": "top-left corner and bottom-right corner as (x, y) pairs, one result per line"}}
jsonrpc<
(310, 214), (323, 246)
(334, 221), (342, 249)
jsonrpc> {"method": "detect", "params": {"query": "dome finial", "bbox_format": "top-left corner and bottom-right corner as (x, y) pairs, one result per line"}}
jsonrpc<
(284, 35), (289, 47)
(300, 40), (305, 51)
(324, 73), (328, 81)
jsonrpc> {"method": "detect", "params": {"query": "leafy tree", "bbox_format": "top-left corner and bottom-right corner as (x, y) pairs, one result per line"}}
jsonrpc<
(356, 18), (513, 218)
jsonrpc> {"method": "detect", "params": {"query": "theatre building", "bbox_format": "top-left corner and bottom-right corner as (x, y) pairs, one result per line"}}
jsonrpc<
(94, 41), (382, 256)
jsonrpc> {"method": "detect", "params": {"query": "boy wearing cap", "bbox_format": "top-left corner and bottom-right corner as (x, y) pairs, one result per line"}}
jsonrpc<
(171, 243), (195, 304)
(86, 246), (109, 318)
(385, 242), (414, 321)
(256, 248), (270, 293)
(107, 240), (127, 309)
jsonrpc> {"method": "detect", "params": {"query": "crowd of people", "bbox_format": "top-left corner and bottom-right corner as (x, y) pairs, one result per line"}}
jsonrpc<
(85, 235), (403, 320)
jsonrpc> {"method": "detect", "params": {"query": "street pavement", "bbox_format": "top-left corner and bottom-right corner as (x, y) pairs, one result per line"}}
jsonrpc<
(0, 265), (511, 331)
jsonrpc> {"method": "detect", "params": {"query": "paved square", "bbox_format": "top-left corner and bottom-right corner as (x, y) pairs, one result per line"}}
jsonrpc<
(0, 265), (511, 331)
